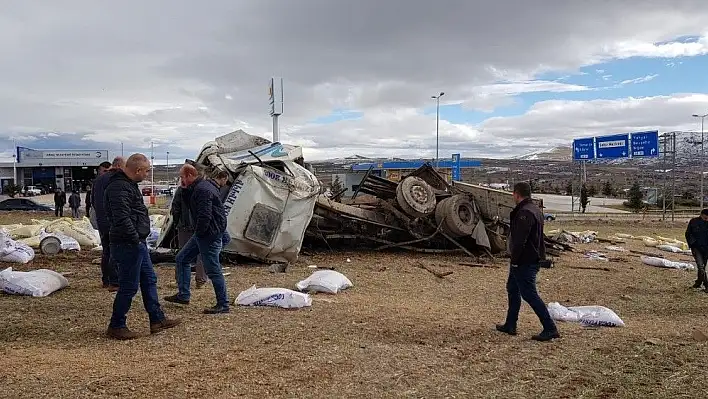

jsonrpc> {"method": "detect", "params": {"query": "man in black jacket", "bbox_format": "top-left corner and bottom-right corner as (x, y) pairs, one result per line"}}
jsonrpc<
(53, 188), (66, 217)
(685, 209), (708, 291)
(92, 158), (123, 291)
(171, 175), (208, 288)
(496, 182), (559, 342)
(164, 164), (229, 314)
(104, 153), (180, 340)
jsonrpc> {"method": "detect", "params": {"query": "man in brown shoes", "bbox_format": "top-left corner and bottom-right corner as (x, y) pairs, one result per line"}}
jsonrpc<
(103, 153), (181, 340)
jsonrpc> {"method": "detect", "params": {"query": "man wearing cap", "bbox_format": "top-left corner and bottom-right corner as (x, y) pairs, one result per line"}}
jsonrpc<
(685, 209), (708, 292)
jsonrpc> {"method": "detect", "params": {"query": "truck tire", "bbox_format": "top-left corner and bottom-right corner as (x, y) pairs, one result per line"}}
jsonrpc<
(396, 177), (437, 218)
(434, 194), (477, 237)
(488, 223), (507, 254)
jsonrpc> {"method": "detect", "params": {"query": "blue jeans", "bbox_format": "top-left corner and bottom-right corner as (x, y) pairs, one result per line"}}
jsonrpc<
(109, 242), (165, 328)
(175, 234), (229, 307)
(504, 264), (557, 332)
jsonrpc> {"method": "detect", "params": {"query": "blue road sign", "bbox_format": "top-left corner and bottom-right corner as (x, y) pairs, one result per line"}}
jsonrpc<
(451, 153), (461, 181)
(595, 134), (630, 159)
(630, 130), (659, 158)
(572, 138), (595, 161)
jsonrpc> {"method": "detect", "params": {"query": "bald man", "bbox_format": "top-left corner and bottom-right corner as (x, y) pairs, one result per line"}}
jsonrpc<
(92, 156), (127, 291)
(104, 153), (180, 340)
(165, 164), (229, 314)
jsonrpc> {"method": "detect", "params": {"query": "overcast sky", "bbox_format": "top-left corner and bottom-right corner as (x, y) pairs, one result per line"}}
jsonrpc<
(1, 0), (707, 162)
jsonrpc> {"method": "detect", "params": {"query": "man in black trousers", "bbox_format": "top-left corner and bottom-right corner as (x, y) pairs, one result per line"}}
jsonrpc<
(685, 209), (708, 292)
(496, 182), (560, 342)
(92, 157), (124, 291)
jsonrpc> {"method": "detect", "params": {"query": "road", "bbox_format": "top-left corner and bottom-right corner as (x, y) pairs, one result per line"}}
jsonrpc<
(533, 193), (629, 213)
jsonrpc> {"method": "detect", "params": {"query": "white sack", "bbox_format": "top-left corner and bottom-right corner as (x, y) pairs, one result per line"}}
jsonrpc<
(641, 256), (695, 270)
(656, 244), (683, 253)
(296, 270), (353, 294)
(547, 302), (625, 327)
(0, 231), (35, 264)
(0, 267), (69, 297)
(236, 285), (312, 309)
(44, 219), (100, 248)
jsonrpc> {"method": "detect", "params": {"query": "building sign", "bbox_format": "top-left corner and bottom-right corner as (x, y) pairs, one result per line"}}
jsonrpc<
(17, 147), (108, 163)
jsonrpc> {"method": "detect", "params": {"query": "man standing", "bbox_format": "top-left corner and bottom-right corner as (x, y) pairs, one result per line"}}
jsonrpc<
(104, 153), (180, 340)
(68, 190), (81, 218)
(164, 164), (229, 314)
(170, 163), (209, 289)
(685, 209), (708, 292)
(93, 158), (124, 291)
(85, 184), (92, 217)
(496, 182), (560, 342)
(53, 188), (66, 217)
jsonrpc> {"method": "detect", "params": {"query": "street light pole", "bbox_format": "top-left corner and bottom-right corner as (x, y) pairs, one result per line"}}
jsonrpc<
(431, 92), (445, 169)
(693, 113), (708, 209)
(166, 151), (170, 182)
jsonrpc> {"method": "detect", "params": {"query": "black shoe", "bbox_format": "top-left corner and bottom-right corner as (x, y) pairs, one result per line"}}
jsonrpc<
(532, 330), (561, 342)
(692, 281), (702, 289)
(163, 294), (189, 305)
(495, 323), (517, 335)
(203, 305), (230, 314)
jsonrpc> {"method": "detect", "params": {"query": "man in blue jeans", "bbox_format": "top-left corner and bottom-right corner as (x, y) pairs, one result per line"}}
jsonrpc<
(104, 153), (181, 340)
(164, 164), (230, 314)
(496, 182), (560, 342)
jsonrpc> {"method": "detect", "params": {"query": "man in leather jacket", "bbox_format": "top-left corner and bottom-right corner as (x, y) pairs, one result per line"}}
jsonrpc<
(685, 209), (708, 291)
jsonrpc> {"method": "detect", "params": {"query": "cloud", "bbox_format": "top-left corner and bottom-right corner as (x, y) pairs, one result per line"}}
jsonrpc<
(0, 0), (707, 161)
(619, 74), (659, 86)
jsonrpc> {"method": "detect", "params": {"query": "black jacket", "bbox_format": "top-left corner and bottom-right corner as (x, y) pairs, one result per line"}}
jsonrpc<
(69, 193), (81, 209)
(92, 171), (114, 232)
(171, 186), (195, 229)
(54, 192), (66, 206)
(508, 198), (546, 266)
(685, 217), (708, 251)
(189, 178), (227, 239)
(104, 170), (151, 244)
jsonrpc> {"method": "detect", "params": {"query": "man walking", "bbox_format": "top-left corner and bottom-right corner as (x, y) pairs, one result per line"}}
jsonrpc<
(685, 209), (708, 292)
(164, 164), (229, 314)
(170, 163), (209, 289)
(104, 153), (180, 340)
(496, 182), (560, 342)
(93, 158), (124, 291)
(53, 188), (66, 217)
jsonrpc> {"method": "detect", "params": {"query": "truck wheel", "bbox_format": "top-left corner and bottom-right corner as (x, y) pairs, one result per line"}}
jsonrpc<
(434, 195), (477, 237)
(396, 177), (437, 218)
(488, 223), (507, 254)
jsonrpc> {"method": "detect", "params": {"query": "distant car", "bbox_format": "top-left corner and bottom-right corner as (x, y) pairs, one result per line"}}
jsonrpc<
(0, 198), (54, 212)
(24, 186), (42, 196)
(141, 187), (153, 196)
(544, 213), (556, 221)
(159, 187), (174, 196)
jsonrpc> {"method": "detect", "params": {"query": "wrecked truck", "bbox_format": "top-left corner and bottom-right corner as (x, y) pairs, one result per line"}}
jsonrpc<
(156, 130), (321, 264)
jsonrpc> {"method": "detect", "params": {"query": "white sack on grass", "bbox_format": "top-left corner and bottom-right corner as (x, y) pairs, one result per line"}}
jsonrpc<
(605, 246), (627, 252)
(0, 231), (35, 264)
(236, 285), (312, 309)
(547, 302), (625, 327)
(296, 270), (353, 294)
(656, 244), (683, 253)
(44, 219), (100, 248)
(641, 256), (695, 271)
(0, 267), (68, 297)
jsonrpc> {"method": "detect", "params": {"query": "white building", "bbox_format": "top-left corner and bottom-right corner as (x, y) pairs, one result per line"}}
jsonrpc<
(1, 146), (110, 193)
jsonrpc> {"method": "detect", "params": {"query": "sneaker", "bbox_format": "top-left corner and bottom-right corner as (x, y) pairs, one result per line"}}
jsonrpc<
(150, 318), (182, 334)
(203, 305), (230, 314)
(495, 323), (517, 336)
(106, 327), (140, 340)
(531, 330), (561, 342)
(163, 294), (189, 305)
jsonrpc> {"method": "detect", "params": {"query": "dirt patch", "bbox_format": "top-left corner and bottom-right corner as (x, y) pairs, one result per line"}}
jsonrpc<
(1, 216), (707, 398)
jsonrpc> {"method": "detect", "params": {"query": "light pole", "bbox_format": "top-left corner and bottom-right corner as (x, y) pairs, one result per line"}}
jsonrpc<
(166, 151), (170, 182)
(693, 113), (708, 209)
(150, 141), (155, 196)
(431, 92), (445, 169)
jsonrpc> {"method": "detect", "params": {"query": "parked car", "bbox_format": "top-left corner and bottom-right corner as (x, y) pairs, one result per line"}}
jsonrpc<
(0, 198), (54, 212)
(141, 187), (153, 196)
(544, 213), (556, 221)
(159, 187), (175, 196)
(24, 186), (42, 196)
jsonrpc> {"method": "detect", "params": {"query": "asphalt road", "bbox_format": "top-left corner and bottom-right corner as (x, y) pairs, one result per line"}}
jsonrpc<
(533, 193), (629, 213)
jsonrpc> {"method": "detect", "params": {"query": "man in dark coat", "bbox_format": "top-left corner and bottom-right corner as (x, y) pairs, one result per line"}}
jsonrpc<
(496, 182), (560, 342)
(171, 176), (208, 288)
(164, 164), (229, 314)
(104, 153), (180, 340)
(68, 190), (81, 218)
(685, 209), (708, 291)
(53, 188), (66, 217)
(92, 158), (123, 290)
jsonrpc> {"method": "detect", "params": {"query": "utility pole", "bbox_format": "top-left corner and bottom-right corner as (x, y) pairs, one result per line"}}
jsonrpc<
(693, 113), (708, 209)
(431, 92), (445, 169)
(150, 141), (155, 196)
(166, 151), (170, 182)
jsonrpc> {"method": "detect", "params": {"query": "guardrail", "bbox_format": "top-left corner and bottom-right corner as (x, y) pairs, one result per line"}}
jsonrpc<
(549, 212), (693, 221)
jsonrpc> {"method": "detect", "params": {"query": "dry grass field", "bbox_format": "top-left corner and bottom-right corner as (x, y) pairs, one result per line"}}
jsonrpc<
(1, 212), (707, 398)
